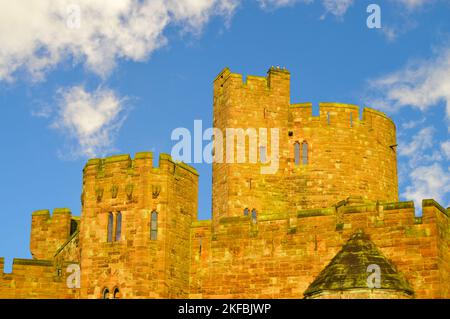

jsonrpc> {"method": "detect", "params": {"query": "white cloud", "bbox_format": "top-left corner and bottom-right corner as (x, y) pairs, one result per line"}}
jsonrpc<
(398, 126), (434, 157)
(368, 47), (450, 207)
(367, 47), (450, 124)
(257, 0), (313, 9)
(257, 0), (353, 18)
(321, 0), (353, 18)
(381, 25), (399, 42)
(394, 0), (430, 10)
(397, 125), (449, 208)
(401, 118), (425, 130)
(52, 86), (128, 158)
(0, 0), (240, 158)
(0, 0), (239, 82)
(442, 141), (450, 160)
(31, 104), (53, 119)
(1, 0), (442, 161)
(2, 0), (432, 83)
(402, 163), (450, 208)
(378, 1), (434, 42)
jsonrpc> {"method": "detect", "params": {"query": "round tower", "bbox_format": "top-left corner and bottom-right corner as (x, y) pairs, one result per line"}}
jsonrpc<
(212, 67), (398, 225)
(287, 102), (398, 212)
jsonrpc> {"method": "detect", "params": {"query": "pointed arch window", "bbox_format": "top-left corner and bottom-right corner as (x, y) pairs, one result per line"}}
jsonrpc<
(115, 212), (122, 241)
(113, 288), (120, 299)
(251, 209), (257, 224)
(107, 213), (114, 243)
(102, 288), (110, 299)
(294, 142), (300, 166)
(301, 141), (309, 165)
(151, 211), (158, 241)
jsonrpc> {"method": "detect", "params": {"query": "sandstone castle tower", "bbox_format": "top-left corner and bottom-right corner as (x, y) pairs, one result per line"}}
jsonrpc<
(1, 67), (449, 299)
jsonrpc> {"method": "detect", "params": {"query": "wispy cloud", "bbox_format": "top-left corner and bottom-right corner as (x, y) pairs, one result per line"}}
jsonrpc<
(367, 44), (450, 209)
(401, 118), (425, 130)
(394, 0), (431, 10)
(402, 163), (450, 208)
(31, 104), (53, 119)
(442, 141), (450, 160)
(398, 127), (434, 157)
(257, 0), (353, 18)
(398, 127), (449, 209)
(366, 46), (450, 125)
(257, 0), (305, 9)
(1, 0), (434, 83)
(321, 0), (353, 19)
(52, 86), (128, 158)
(379, 0), (437, 42)
(381, 25), (400, 42)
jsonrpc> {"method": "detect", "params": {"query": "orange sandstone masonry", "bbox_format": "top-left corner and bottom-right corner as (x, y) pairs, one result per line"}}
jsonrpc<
(0, 67), (449, 299)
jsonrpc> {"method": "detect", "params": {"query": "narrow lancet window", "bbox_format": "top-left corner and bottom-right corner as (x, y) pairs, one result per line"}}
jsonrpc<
(294, 142), (300, 166)
(151, 211), (158, 241)
(115, 212), (122, 241)
(302, 141), (308, 165)
(107, 213), (114, 243)
(251, 209), (257, 224)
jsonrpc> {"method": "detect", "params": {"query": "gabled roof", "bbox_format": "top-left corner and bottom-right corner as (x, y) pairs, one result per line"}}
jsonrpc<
(304, 230), (413, 298)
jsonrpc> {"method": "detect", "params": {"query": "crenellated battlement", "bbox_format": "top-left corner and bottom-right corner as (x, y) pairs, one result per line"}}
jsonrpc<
(83, 152), (198, 178)
(0, 258), (53, 275)
(30, 208), (77, 260)
(213, 67), (395, 134)
(288, 102), (395, 131)
(0, 257), (79, 299)
(192, 199), (450, 237)
(31, 208), (73, 221)
(421, 199), (450, 221)
(213, 66), (291, 98)
(81, 152), (199, 210)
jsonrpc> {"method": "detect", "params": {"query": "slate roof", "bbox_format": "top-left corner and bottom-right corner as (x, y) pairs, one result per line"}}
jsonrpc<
(304, 230), (414, 298)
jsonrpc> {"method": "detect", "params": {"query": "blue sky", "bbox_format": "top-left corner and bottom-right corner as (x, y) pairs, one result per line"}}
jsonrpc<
(0, 0), (449, 271)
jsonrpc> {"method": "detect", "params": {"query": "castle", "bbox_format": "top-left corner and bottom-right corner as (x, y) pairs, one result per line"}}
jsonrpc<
(1, 67), (449, 299)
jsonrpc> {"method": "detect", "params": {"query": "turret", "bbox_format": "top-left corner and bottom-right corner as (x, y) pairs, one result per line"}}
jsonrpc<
(79, 152), (198, 298)
(212, 68), (398, 226)
(30, 208), (78, 260)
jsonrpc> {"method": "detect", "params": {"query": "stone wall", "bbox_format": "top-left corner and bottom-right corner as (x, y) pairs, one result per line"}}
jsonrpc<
(190, 200), (450, 299)
(0, 258), (79, 298)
